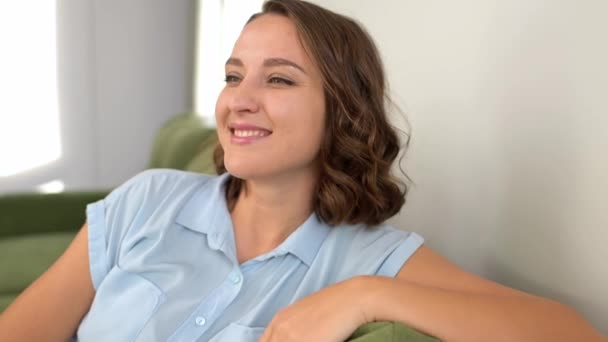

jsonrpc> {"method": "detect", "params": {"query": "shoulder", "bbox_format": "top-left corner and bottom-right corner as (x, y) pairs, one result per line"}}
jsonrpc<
(93, 169), (220, 234)
(319, 222), (424, 279)
(326, 222), (414, 250)
(85, 170), (222, 282)
(105, 169), (215, 205)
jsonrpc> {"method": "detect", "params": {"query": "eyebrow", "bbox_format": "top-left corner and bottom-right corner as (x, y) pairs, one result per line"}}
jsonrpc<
(225, 57), (307, 74)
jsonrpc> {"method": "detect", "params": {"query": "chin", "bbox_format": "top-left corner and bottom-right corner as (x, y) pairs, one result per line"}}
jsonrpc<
(223, 158), (268, 180)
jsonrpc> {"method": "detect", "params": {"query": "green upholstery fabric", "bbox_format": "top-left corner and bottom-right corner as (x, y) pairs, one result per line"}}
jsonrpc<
(0, 232), (76, 311)
(148, 112), (217, 173)
(0, 192), (108, 238)
(185, 131), (219, 174)
(0, 295), (14, 312)
(348, 322), (440, 341)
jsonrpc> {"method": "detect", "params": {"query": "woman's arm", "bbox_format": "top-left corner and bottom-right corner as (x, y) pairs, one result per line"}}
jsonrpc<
(0, 224), (95, 341)
(360, 246), (604, 341)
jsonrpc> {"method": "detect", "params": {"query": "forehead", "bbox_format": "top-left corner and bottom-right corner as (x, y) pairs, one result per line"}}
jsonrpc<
(232, 14), (311, 67)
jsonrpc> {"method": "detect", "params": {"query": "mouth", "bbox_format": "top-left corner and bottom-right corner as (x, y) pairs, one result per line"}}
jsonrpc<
(230, 128), (272, 137)
(228, 126), (273, 145)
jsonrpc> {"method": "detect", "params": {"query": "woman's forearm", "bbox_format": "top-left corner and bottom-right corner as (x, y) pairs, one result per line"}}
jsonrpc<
(358, 276), (604, 342)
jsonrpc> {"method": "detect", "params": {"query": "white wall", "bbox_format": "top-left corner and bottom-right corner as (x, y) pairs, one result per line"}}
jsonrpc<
(92, 0), (196, 188)
(0, 0), (196, 192)
(313, 0), (607, 333)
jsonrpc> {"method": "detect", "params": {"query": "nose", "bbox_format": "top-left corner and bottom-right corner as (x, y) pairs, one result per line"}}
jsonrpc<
(228, 78), (260, 114)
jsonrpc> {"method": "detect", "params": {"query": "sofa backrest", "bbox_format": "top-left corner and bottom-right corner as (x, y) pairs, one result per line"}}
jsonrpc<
(148, 113), (217, 174)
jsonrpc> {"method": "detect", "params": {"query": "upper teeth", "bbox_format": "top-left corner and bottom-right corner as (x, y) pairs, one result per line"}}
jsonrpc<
(234, 130), (269, 137)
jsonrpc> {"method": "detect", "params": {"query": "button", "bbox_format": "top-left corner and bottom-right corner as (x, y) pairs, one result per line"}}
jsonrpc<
(230, 274), (241, 284)
(195, 316), (206, 326)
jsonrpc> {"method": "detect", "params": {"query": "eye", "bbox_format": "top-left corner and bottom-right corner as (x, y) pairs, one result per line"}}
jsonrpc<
(268, 77), (295, 86)
(224, 75), (241, 84)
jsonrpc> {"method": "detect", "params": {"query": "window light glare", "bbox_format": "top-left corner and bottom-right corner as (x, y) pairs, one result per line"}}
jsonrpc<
(195, 0), (264, 125)
(0, 2), (62, 177)
(36, 180), (65, 194)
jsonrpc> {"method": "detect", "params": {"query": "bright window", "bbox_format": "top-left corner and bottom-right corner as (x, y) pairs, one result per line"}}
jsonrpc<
(194, 0), (264, 125)
(0, 2), (61, 177)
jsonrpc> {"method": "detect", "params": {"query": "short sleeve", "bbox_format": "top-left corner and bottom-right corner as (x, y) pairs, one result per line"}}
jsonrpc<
(85, 171), (157, 289)
(85, 169), (204, 289)
(375, 231), (424, 277)
(86, 198), (108, 290)
(326, 224), (425, 282)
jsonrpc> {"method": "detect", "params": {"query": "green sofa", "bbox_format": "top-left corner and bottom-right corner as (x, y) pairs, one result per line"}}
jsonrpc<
(0, 113), (438, 341)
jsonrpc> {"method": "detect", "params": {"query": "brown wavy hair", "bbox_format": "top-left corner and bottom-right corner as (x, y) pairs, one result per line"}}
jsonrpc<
(214, 0), (411, 226)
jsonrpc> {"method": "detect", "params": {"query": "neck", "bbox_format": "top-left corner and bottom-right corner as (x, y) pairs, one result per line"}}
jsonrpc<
(230, 169), (317, 260)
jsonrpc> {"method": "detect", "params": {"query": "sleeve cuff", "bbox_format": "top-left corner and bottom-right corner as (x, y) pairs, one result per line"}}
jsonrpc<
(86, 200), (110, 290)
(377, 232), (424, 277)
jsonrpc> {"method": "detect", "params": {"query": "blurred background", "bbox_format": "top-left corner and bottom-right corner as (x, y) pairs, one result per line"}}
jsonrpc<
(0, 0), (605, 333)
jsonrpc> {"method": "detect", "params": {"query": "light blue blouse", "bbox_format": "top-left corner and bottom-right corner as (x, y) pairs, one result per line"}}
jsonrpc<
(75, 169), (424, 341)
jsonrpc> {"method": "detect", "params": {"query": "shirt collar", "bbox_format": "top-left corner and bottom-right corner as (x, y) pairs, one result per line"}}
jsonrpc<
(176, 173), (234, 259)
(271, 212), (331, 267)
(176, 173), (331, 267)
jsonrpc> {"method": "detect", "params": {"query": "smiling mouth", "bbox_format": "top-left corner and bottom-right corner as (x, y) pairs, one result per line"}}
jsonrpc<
(229, 128), (273, 145)
(230, 128), (272, 138)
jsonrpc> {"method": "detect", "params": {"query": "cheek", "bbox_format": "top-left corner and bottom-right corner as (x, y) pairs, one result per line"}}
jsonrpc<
(305, 94), (326, 145)
(214, 90), (228, 122)
(280, 101), (325, 153)
(214, 90), (231, 145)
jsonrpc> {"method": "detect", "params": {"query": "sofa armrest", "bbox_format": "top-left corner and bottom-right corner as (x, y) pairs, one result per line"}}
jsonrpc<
(347, 321), (440, 342)
(0, 191), (109, 238)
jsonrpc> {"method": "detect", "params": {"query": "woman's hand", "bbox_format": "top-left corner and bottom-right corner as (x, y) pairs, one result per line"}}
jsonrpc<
(259, 276), (372, 342)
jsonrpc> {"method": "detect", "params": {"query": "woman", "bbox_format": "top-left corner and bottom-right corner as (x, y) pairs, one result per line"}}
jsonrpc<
(0, 0), (603, 341)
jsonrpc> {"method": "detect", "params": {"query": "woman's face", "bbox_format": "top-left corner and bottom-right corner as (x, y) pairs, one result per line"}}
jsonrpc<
(215, 14), (326, 182)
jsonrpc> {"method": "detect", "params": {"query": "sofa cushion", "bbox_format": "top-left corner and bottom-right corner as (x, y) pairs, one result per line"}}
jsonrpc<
(185, 131), (218, 174)
(148, 113), (216, 171)
(347, 321), (440, 341)
(0, 192), (107, 238)
(0, 231), (76, 311)
(0, 294), (15, 312)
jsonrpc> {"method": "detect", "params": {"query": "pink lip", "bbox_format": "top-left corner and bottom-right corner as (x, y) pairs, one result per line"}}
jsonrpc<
(229, 123), (272, 131)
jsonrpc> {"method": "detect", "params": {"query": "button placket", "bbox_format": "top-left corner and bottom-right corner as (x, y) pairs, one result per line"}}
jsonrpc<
(195, 316), (206, 326)
(229, 272), (241, 284)
(167, 267), (244, 342)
